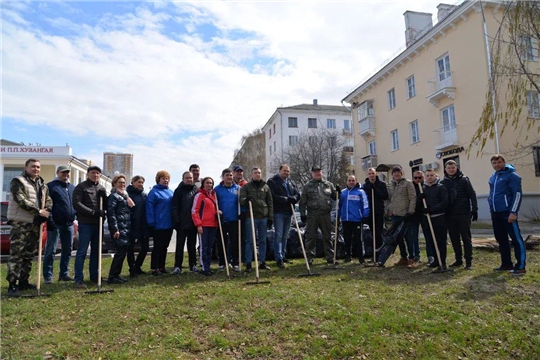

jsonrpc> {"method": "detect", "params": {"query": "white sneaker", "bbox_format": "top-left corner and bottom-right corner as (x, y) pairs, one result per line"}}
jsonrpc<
(191, 266), (199, 273)
(233, 265), (240, 272)
(172, 267), (181, 275)
(218, 265), (225, 271)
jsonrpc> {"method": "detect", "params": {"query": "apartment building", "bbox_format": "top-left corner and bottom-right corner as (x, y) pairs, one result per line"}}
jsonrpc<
(103, 152), (133, 180)
(262, 99), (353, 179)
(343, 1), (539, 219)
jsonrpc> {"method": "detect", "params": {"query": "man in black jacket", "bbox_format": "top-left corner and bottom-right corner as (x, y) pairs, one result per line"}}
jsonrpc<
(72, 166), (107, 289)
(171, 171), (199, 274)
(418, 169), (449, 271)
(267, 164), (300, 268)
(362, 168), (389, 256)
(440, 160), (478, 270)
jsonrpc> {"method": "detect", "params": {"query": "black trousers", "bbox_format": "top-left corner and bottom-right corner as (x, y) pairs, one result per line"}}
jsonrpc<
(421, 215), (447, 267)
(174, 228), (197, 269)
(342, 221), (362, 259)
(217, 221), (240, 266)
(127, 237), (149, 272)
(109, 244), (129, 278)
(363, 212), (384, 249)
(151, 229), (173, 270)
(446, 214), (473, 264)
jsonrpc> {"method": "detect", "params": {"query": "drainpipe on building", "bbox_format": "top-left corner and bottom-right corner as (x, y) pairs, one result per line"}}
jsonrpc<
(480, 0), (500, 154)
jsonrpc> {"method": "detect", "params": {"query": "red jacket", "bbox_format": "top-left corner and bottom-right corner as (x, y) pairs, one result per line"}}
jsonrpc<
(191, 188), (218, 228)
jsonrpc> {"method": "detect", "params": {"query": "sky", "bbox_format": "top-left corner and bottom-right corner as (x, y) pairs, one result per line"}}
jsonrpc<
(1, 0), (444, 189)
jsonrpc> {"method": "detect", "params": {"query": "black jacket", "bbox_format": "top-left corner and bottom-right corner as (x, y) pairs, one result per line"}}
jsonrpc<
(267, 174), (300, 214)
(72, 179), (108, 225)
(47, 179), (76, 225)
(107, 190), (131, 245)
(126, 185), (149, 239)
(420, 179), (449, 216)
(363, 177), (389, 215)
(440, 170), (478, 216)
(171, 182), (198, 230)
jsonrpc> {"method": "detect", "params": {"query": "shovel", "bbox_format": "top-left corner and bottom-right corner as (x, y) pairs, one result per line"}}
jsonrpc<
(245, 201), (270, 285)
(364, 188), (378, 267)
(215, 194), (231, 279)
(291, 204), (321, 277)
(325, 188), (343, 270)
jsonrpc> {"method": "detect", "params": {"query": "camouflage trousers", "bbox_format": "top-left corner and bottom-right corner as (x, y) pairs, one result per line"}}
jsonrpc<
(6, 222), (40, 283)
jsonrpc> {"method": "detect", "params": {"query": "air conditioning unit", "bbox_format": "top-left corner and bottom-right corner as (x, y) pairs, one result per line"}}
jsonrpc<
(431, 161), (439, 170)
(419, 164), (427, 172)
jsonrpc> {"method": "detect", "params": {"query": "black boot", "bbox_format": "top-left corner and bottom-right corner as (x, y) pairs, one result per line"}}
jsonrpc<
(18, 279), (37, 290)
(8, 281), (20, 297)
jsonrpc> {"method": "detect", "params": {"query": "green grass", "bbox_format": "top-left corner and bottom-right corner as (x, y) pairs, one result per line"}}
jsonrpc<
(1, 245), (539, 359)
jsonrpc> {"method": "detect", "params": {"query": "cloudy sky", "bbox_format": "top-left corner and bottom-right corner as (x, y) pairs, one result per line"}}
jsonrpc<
(2, 0), (443, 188)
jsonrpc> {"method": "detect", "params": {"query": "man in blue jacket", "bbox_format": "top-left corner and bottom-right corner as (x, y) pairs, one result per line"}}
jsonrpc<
(43, 166), (76, 283)
(214, 168), (241, 272)
(338, 175), (370, 263)
(488, 154), (526, 275)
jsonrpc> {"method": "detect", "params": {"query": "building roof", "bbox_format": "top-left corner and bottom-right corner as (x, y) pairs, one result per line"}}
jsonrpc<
(1, 139), (24, 146)
(278, 103), (351, 114)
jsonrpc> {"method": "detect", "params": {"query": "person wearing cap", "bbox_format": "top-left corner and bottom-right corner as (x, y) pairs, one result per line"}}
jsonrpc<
(42, 165), (77, 284)
(386, 165), (416, 267)
(72, 165), (108, 289)
(299, 166), (339, 265)
(233, 165), (248, 187)
(6, 158), (53, 297)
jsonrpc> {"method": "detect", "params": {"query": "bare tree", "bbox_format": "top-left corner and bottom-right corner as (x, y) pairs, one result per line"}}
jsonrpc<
(470, 1), (540, 165)
(271, 128), (350, 188)
(230, 129), (266, 177)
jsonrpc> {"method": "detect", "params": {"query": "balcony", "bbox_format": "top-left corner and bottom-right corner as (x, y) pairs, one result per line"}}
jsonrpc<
(343, 146), (354, 153)
(361, 155), (378, 171)
(342, 128), (353, 136)
(426, 71), (455, 107)
(433, 124), (459, 150)
(359, 117), (376, 137)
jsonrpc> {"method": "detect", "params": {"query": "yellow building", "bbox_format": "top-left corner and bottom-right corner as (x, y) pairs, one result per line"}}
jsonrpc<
(343, 1), (539, 220)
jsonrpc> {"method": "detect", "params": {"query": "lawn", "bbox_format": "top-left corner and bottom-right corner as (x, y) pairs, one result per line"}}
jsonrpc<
(1, 244), (539, 359)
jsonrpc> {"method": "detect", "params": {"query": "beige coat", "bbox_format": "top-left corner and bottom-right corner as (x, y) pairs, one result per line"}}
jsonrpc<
(387, 178), (416, 217)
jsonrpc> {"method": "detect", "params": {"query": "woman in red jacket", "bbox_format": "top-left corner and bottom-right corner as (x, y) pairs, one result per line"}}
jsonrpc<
(191, 177), (219, 276)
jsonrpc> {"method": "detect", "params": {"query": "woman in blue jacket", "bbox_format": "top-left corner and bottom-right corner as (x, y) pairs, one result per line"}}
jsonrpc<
(338, 175), (370, 263)
(146, 170), (174, 276)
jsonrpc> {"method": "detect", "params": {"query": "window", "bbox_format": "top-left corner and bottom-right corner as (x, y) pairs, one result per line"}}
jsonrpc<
(409, 120), (420, 143)
(348, 156), (355, 166)
(289, 135), (298, 146)
(309, 136), (316, 144)
(527, 91), (540, 118)
(273, 141), (276, 153)
(388, 88), (396, 110)
(441, 105), (456, 131)
(308, 118), (317, 128)
(327, 119), (336, 129)
(288, 117), (298, 128)
(344, 119), (350, 131)
(273, 124), (276, 134)
(533, 146), (540, 176)
(329, 136), (337, 147)
(391, 129), (399, 151)
(437, 54), (451, 82)
(268, 129), (271, 139)
(406, 76), (416, 99)
(368, 140), (376, 155)
(519, 35), (538, 61)
(269, 146), (272, 155)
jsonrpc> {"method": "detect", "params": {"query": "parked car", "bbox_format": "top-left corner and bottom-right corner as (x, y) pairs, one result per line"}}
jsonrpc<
(1, 201), (47, 255)
(102, 221), (153, 254)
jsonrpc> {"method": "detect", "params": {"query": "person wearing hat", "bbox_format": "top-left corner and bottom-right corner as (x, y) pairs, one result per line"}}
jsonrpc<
(72, 165), (108, 289)
(233, 165), (248, 187)
(299, 166), (340, 264)
(42, 165), (77, 284)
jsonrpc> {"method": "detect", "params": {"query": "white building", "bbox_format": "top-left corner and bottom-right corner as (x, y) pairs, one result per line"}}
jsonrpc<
(1, 139), (112, 201)
(261, 100), (354, 178)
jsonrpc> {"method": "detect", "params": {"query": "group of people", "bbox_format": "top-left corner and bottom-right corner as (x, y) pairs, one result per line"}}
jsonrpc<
(5, 154), (526, 296)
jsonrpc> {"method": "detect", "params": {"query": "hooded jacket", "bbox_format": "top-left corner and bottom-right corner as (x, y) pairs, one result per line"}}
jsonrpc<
(363, 177), (389, 215)
(214, 182), (240, 223)
(48, 178), (76, 226)
(420, 178), (449, 217)
(240, 179), (274, 220)
(440, 169), (478, 216)
(146, 184), (174, 230)
(126, 184), (149, 239)
(72, 178), (108, 225)
(191, 188), (218, 228)
(171, 182), (198, 230)
(387, 178), (416, 217)
(107, 188), (132, 244)
(338, 183), (370, 222)
(267, 174), (300, 215)
(488, 164), (522, 213)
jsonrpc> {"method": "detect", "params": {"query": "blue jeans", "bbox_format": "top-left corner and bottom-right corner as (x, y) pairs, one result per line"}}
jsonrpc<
(273, 213), (292, 262)
(245, 217), (269, 265)
(43, 224), (74, 280)
(74, 223), (99, 283)
(199, 227), (217, 272)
